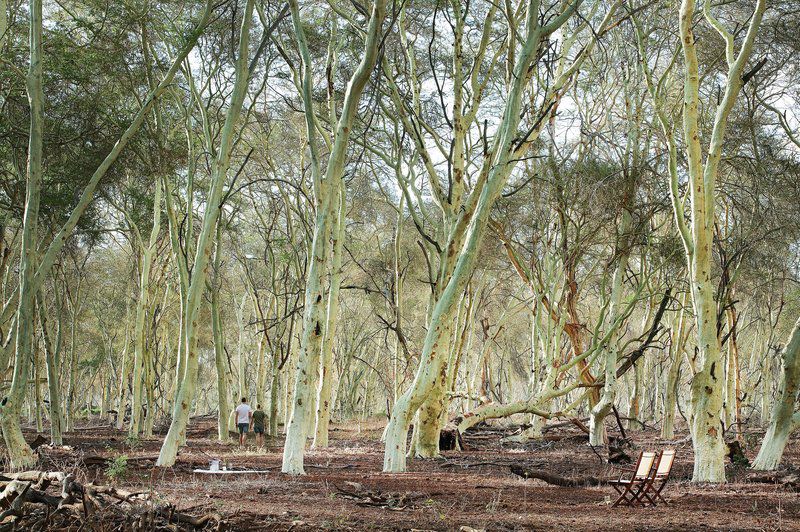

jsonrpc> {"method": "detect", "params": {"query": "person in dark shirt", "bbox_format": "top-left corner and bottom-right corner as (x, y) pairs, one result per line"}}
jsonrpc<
(250, 404), (267, 448)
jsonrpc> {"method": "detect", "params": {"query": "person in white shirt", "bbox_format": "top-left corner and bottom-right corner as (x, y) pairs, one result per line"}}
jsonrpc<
(233, 398), (253, 446)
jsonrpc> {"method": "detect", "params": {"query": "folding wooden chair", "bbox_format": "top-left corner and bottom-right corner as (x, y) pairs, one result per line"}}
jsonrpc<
(609, 451), (657, 507)
(638, 449), (676, 506)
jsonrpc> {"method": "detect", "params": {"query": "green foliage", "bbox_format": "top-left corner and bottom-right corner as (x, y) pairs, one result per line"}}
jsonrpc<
(124, 434), (141, 451)
(105, 454), (129, 480)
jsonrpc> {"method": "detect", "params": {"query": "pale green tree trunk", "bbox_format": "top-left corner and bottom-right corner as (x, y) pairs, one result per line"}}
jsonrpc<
(662, 293), (688, 439)
(156, 0), (254, 467)
(384, 0), (621, 472)
(676, 0), (765, 482)
(115, 301), (132, 430)
(211, 223), (230, 442)
(236, 293), (248, 401)
(130, 177), (162, 436)
(752, 316), (800, 470)
(588, 153), (637, 445)
(2, 0), (215, 467)
(37, 294), (63, 445)
(0, 0), (44, 469)
(0, 0), (7, 50)
(64, 288), (81, 432)
(33, 343), (43, 432)
(312, 182), (345, 448)
(269, 348), (281, 436)
(588, 241), (631, 445)
(282, 0), (387, 475)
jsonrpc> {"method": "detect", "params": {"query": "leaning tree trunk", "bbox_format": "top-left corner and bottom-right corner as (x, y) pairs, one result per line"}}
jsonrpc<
(752, 316), (800, 470)
(156, 0), (254, 467)
(0, 0), (44, 470)
(384, 0), (621, 472)
(4, 0), (216, 468)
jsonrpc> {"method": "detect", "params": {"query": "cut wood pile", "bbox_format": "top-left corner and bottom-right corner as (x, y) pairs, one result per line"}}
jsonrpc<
(0, 471), (222, 530)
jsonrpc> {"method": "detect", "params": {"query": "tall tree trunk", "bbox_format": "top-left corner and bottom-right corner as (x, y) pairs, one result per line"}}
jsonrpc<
(752, 316), (800, 470)
(157, 0), (254, 467)
(65, 292), (80, 432)
(313, 182), (345, 449)
(211, 223), (229, 442)
(130, 177), (162, 436)
(676, 0), (765, 482)
(115, 301), (132, 429)
(662, 293), (688, 439)
(384, 1), (621, 472)
(0, 0), (44, 469)
(589, 173), (636, 445)
(282, 0), (387, 475)
(37, 294), (63, 445)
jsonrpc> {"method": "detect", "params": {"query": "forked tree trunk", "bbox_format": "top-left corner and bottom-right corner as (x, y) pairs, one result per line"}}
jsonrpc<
(282, 0), (387, 475)
(752, 316), (800, 470)
(589, 178), (635, 445)
(2, 0), (215, 467)
(676, 0), (765, 482)
(384, 0), (621, 473)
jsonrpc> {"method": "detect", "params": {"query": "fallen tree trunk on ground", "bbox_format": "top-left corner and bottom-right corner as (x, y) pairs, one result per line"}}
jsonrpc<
(509, 465), (605, 486)
(746, 471), (799, 491)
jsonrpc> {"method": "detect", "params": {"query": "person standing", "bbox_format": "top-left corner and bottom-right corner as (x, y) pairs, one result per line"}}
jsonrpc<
(233, 398), (252, 446)
(251, 404), (267, 448)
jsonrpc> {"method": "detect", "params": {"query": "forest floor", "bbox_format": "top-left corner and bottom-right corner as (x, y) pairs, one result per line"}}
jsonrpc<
(9, 416), (800, 531)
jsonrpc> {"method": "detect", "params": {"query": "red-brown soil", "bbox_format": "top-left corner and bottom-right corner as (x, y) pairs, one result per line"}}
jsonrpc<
(8, 417), (800, 530)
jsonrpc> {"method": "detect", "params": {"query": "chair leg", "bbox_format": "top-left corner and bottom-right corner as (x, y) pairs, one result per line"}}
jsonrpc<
(636, 484), (657, 507)
(612, 485), (634, 507)
(654, 482), (669, 504)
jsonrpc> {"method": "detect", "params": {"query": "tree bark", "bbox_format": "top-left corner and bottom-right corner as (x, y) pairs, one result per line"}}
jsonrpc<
(282, 0), (387, 475)
(130, 176), (161, 437)
(211, 223), (229, 442)
(0, 0), (44, 469)
(676, 0), (765, 482)
(752, 316), (800, 470)
(313, 182), (345, 449)
(157, 0), (254, 467)
(37, 294), (63, 445)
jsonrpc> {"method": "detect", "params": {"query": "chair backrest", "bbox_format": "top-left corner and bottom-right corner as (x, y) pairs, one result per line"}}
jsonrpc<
(655, 449), (675, 479)
(635, 452), (657, 480)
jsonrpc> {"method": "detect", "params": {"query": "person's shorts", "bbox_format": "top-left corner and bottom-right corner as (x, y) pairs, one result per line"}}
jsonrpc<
(253, 426), (265, 434)
(238, 423), (249, 434)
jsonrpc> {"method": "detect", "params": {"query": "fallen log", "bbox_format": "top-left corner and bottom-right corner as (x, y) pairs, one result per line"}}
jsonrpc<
(509, 465), (605, 487)
(746, 471), (799, 491)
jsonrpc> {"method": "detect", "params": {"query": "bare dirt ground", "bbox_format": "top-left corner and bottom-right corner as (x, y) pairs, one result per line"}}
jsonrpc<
(8, 416), (800, 531)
